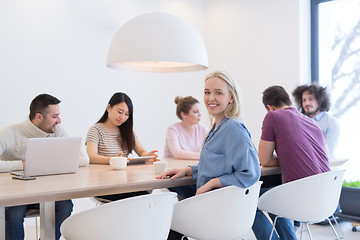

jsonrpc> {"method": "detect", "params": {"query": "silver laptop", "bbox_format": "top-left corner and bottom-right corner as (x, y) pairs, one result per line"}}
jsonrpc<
(11, 137), (82, 178)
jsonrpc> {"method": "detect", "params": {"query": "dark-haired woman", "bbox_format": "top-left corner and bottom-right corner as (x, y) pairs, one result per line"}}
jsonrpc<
(86, 92), (157, 164)
(86, 92), (157, 200)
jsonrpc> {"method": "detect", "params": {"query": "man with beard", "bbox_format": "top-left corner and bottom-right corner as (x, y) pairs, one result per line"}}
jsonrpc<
(0, 93), (89, 240)
(292, 84), (340, 159)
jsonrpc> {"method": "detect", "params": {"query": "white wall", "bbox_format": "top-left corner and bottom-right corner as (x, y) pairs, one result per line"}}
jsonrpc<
(205, 0), (311, 144)
(0, 0), (208, 156)
(0, 0), (310, 153)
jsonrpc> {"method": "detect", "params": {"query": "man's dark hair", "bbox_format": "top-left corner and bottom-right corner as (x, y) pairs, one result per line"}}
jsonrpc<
(292, 84), (331, 114)
(29, 94), (61, 120)
(262, 86), (292, 108)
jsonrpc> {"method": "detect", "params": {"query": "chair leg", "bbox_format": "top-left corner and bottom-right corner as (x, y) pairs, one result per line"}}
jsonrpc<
(298, 222), (311, 240)
(305, 223), (313, 240)
(332, 214), (344, 238)
(35, 216), (39, 240)
(269, 216), (280, 240)
(327, 216), (342, 240)
(299, 222), (304, 240)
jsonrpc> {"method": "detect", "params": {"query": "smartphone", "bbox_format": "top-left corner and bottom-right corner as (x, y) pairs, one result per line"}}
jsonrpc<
(12, 175), (36, 180)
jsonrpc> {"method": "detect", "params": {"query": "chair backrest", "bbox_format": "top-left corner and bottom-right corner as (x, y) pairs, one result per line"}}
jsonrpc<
(60, 192), (177, 240)
(171, 181), (263, 240)
(258, 169), (345, 223)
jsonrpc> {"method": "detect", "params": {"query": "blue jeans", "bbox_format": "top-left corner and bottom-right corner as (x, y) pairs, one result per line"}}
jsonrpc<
(168, 185), (197, 199)
(252, 188), (297, 240)
(5, 200), (73, 240)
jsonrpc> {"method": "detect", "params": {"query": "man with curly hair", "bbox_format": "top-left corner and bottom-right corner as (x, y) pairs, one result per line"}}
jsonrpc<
(292, 84), (339, 158)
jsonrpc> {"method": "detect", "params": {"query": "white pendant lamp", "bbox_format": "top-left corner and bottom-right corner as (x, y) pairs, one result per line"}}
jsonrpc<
(106, 12), (208, 72)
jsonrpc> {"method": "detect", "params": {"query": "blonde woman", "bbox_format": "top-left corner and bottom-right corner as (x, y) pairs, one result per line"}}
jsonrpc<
(159, 70), (260, 193)
(158, 71), (260, 240)
(163, 96), (208, 160)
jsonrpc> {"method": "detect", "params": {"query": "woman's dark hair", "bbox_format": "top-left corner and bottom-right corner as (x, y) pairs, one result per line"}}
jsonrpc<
(98, 92), (135, 153)
(262, 86), (292, 108)
(292, 84), (331, 113)
(174, 96), (199, 120)
(29, 94), (61, 120)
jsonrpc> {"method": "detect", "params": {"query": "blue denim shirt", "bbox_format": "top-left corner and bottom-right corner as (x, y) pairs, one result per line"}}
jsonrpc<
(190, 117), (260, 189)
(313, 111), (340, 158)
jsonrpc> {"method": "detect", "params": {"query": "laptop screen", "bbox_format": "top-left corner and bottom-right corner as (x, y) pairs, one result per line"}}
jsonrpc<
(23, 137), (82, 177)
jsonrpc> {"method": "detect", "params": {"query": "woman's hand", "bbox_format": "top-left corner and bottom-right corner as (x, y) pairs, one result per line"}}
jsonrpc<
(142, 150), (159, 162)
(156, 167), (192, 180)
(115, 151), (131, 163)
(196, 178), (222, 195)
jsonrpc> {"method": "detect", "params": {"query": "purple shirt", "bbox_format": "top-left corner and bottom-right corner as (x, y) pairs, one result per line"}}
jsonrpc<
(261, 107), (330, 182)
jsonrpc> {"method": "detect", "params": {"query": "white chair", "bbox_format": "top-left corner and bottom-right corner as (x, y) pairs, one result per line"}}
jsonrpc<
(60, 192), (177, 240)
(258, 169), (345, 240)
(171, 181), (263, 240)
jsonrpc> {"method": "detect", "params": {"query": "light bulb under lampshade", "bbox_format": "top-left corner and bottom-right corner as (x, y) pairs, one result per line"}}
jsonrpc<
(106, 12), (208, 72)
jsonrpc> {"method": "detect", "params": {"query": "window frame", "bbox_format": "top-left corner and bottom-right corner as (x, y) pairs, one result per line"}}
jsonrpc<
(310, 0), (334, 83)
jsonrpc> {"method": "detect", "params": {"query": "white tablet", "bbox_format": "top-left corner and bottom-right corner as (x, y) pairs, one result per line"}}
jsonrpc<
(127, 156), (154, 165)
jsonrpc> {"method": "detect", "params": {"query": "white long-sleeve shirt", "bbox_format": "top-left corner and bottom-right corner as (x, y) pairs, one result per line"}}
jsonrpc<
(0, 119), (89, 172)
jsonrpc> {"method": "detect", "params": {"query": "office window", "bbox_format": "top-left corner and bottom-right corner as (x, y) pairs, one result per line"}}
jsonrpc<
(312, 0), (360, 181)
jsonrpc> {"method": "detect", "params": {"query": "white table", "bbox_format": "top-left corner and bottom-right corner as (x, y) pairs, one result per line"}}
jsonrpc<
(1, 158), (345, 239)
(0, 159), (197, 240)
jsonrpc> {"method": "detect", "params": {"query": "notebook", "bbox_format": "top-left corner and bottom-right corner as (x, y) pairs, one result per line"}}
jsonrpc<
(11, 137), (82, 178)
